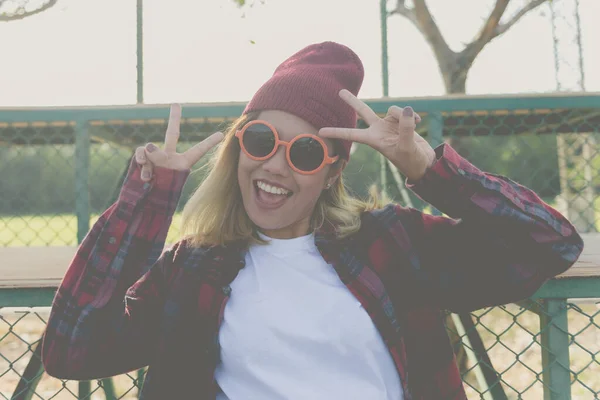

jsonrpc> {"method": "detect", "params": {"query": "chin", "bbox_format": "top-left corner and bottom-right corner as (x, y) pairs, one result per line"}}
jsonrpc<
(247, 210), (288, 231)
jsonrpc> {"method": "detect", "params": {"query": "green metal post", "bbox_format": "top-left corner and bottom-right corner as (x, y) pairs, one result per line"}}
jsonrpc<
(78, 380), (91, 399)
(540, 299), (571, 400)
(11, 342), (45, 400)
(428, 111), (444, 148)
(75, 119), (92, 398)
(451, 314), (508, 400)
(378, 1), (414, 206)
(380, 0), (389, 97)
(574, 0), (586, 91)
(101, 378), (117, 400)
(137, 0), (144, 103)
(387, 159), (413, 208)
(380, 150), (388, 198)
(379, 0), (389, 197)
(75, 120), (90, 244)
(428, 112), (443, 215)
(137, 368), (146, 393)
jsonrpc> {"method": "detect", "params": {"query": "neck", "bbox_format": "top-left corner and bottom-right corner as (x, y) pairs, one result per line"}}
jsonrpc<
(259, 218), (312, 240)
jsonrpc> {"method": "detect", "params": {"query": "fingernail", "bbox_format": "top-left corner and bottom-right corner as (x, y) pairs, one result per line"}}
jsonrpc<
(142, 171), (150, 180)
(403, 107), (414, 117)
(146, 143), (157, 152)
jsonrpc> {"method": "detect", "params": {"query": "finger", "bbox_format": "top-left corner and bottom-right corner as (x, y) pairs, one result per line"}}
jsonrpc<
(141, 162), (153, 182)
(398, 106), (417, 135)
(387, 106), (421, 124)
(135, 146), (147, 165)
(339, 89), (380, 126)
(145, 143), (168, 165)
(164, 103), (182, 153)
(183, 131), (225, 166)
(386, 106), (404, 120)
(318, 127), (369, 144)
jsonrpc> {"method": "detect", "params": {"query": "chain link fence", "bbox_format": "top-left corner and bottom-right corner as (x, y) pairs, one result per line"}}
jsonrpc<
(1, 96), (599, 398)
(0, 115), (237, 247)
(458, 302), (600, 399)
(1, 302), (598, 399)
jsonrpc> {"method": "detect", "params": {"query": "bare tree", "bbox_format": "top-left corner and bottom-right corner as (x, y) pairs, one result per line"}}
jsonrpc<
(0, 0), (58, 22)
(390, 0), (549, 93)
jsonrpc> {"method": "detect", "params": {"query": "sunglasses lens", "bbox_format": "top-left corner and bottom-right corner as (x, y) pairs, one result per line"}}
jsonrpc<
(242, 123), (276, 157)
(290, 137), (325, 172)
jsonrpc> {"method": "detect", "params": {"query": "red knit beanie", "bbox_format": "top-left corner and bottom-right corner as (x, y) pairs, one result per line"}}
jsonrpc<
(243, 41), (364, 161)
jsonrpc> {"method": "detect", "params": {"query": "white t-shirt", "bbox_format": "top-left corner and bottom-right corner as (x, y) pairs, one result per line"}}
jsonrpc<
(214, 232), (403, 400)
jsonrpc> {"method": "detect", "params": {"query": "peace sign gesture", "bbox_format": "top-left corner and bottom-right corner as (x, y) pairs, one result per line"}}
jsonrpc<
(319, 90), (436, 182)
(135, 104), (224, 182)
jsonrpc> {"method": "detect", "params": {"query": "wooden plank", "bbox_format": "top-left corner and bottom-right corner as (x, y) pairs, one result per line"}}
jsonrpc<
(1, 233), (599, 289)
(0, 246), (76, 288)
(557, 233), (600, 278)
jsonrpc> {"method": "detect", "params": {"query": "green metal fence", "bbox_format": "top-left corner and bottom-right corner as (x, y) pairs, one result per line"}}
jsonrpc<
(1, 93), (600, 399)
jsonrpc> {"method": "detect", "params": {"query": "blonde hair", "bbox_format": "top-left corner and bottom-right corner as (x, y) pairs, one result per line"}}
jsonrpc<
(181, 114), (385, 247)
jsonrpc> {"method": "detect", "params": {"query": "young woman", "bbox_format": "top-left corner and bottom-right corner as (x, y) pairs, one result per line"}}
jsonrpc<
(42, 42), (583, 400)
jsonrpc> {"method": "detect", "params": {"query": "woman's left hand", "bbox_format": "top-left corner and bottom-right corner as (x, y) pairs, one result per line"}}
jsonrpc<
(319, 89), (436, 182)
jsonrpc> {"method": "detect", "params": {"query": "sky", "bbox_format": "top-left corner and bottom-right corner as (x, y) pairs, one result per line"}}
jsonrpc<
(0, 0), (598, 107)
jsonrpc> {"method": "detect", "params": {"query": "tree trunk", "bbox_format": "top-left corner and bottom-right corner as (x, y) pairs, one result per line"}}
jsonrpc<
(442, 67), (468, 94)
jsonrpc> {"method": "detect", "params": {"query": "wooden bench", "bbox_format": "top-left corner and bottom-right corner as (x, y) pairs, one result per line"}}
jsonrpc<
(1, 234), (599, 290)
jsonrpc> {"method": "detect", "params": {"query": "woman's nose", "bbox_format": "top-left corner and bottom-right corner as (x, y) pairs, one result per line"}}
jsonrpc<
(261, 145), (290, 176)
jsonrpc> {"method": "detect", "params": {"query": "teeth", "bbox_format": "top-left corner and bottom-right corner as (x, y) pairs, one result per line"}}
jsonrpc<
(257, 181), (290, 196)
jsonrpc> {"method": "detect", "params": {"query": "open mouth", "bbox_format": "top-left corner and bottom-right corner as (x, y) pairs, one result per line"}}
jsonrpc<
(253, 180), (293, 209)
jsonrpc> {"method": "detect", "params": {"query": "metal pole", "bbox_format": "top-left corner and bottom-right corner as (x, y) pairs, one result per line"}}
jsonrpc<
(379, 0), (389, 196)
(74, 120), (90, 244)
(137, 0), (144, 104)
(540, 299), (572, 400)
(380, 0), (389, 97)
(427, 112), (444, 216)
(574, 0), (586, 91)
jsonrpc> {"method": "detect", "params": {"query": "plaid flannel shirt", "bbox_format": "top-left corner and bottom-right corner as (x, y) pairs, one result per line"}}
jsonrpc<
(42, 144), (583, 400)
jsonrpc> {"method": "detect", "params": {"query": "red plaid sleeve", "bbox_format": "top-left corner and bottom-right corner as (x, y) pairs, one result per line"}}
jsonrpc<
(392, 144), (584, 312)
(42, 157), (189, 379)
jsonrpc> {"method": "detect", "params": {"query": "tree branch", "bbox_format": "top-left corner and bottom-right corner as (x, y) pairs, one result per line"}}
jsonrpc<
(387, 0), (550, 93)
(496, 0), (548, 36)
(0, 0), (59, 22)
(462, 0), (548, 68)
(390, 0), (418, 25)
(462, 0), (510, 64)
(480, 0), (510, 42)
(390, 0), (454, 62)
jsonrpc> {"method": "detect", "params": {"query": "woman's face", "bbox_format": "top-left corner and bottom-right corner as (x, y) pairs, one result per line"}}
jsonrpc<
(237, 110), (340, 239)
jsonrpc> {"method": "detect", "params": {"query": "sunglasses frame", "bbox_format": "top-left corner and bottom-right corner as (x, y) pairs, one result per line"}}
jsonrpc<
(235, 120), (339, 175)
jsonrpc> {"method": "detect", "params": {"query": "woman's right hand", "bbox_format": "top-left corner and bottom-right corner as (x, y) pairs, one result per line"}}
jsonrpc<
(135, 104), (225, 182)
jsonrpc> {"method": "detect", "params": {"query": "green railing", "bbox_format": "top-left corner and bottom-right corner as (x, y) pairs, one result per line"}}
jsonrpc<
(1, 93), (600, 399)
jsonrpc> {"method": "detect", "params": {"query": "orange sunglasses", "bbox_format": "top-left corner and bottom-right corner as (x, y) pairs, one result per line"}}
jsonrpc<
(235, 120), (339, 175)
